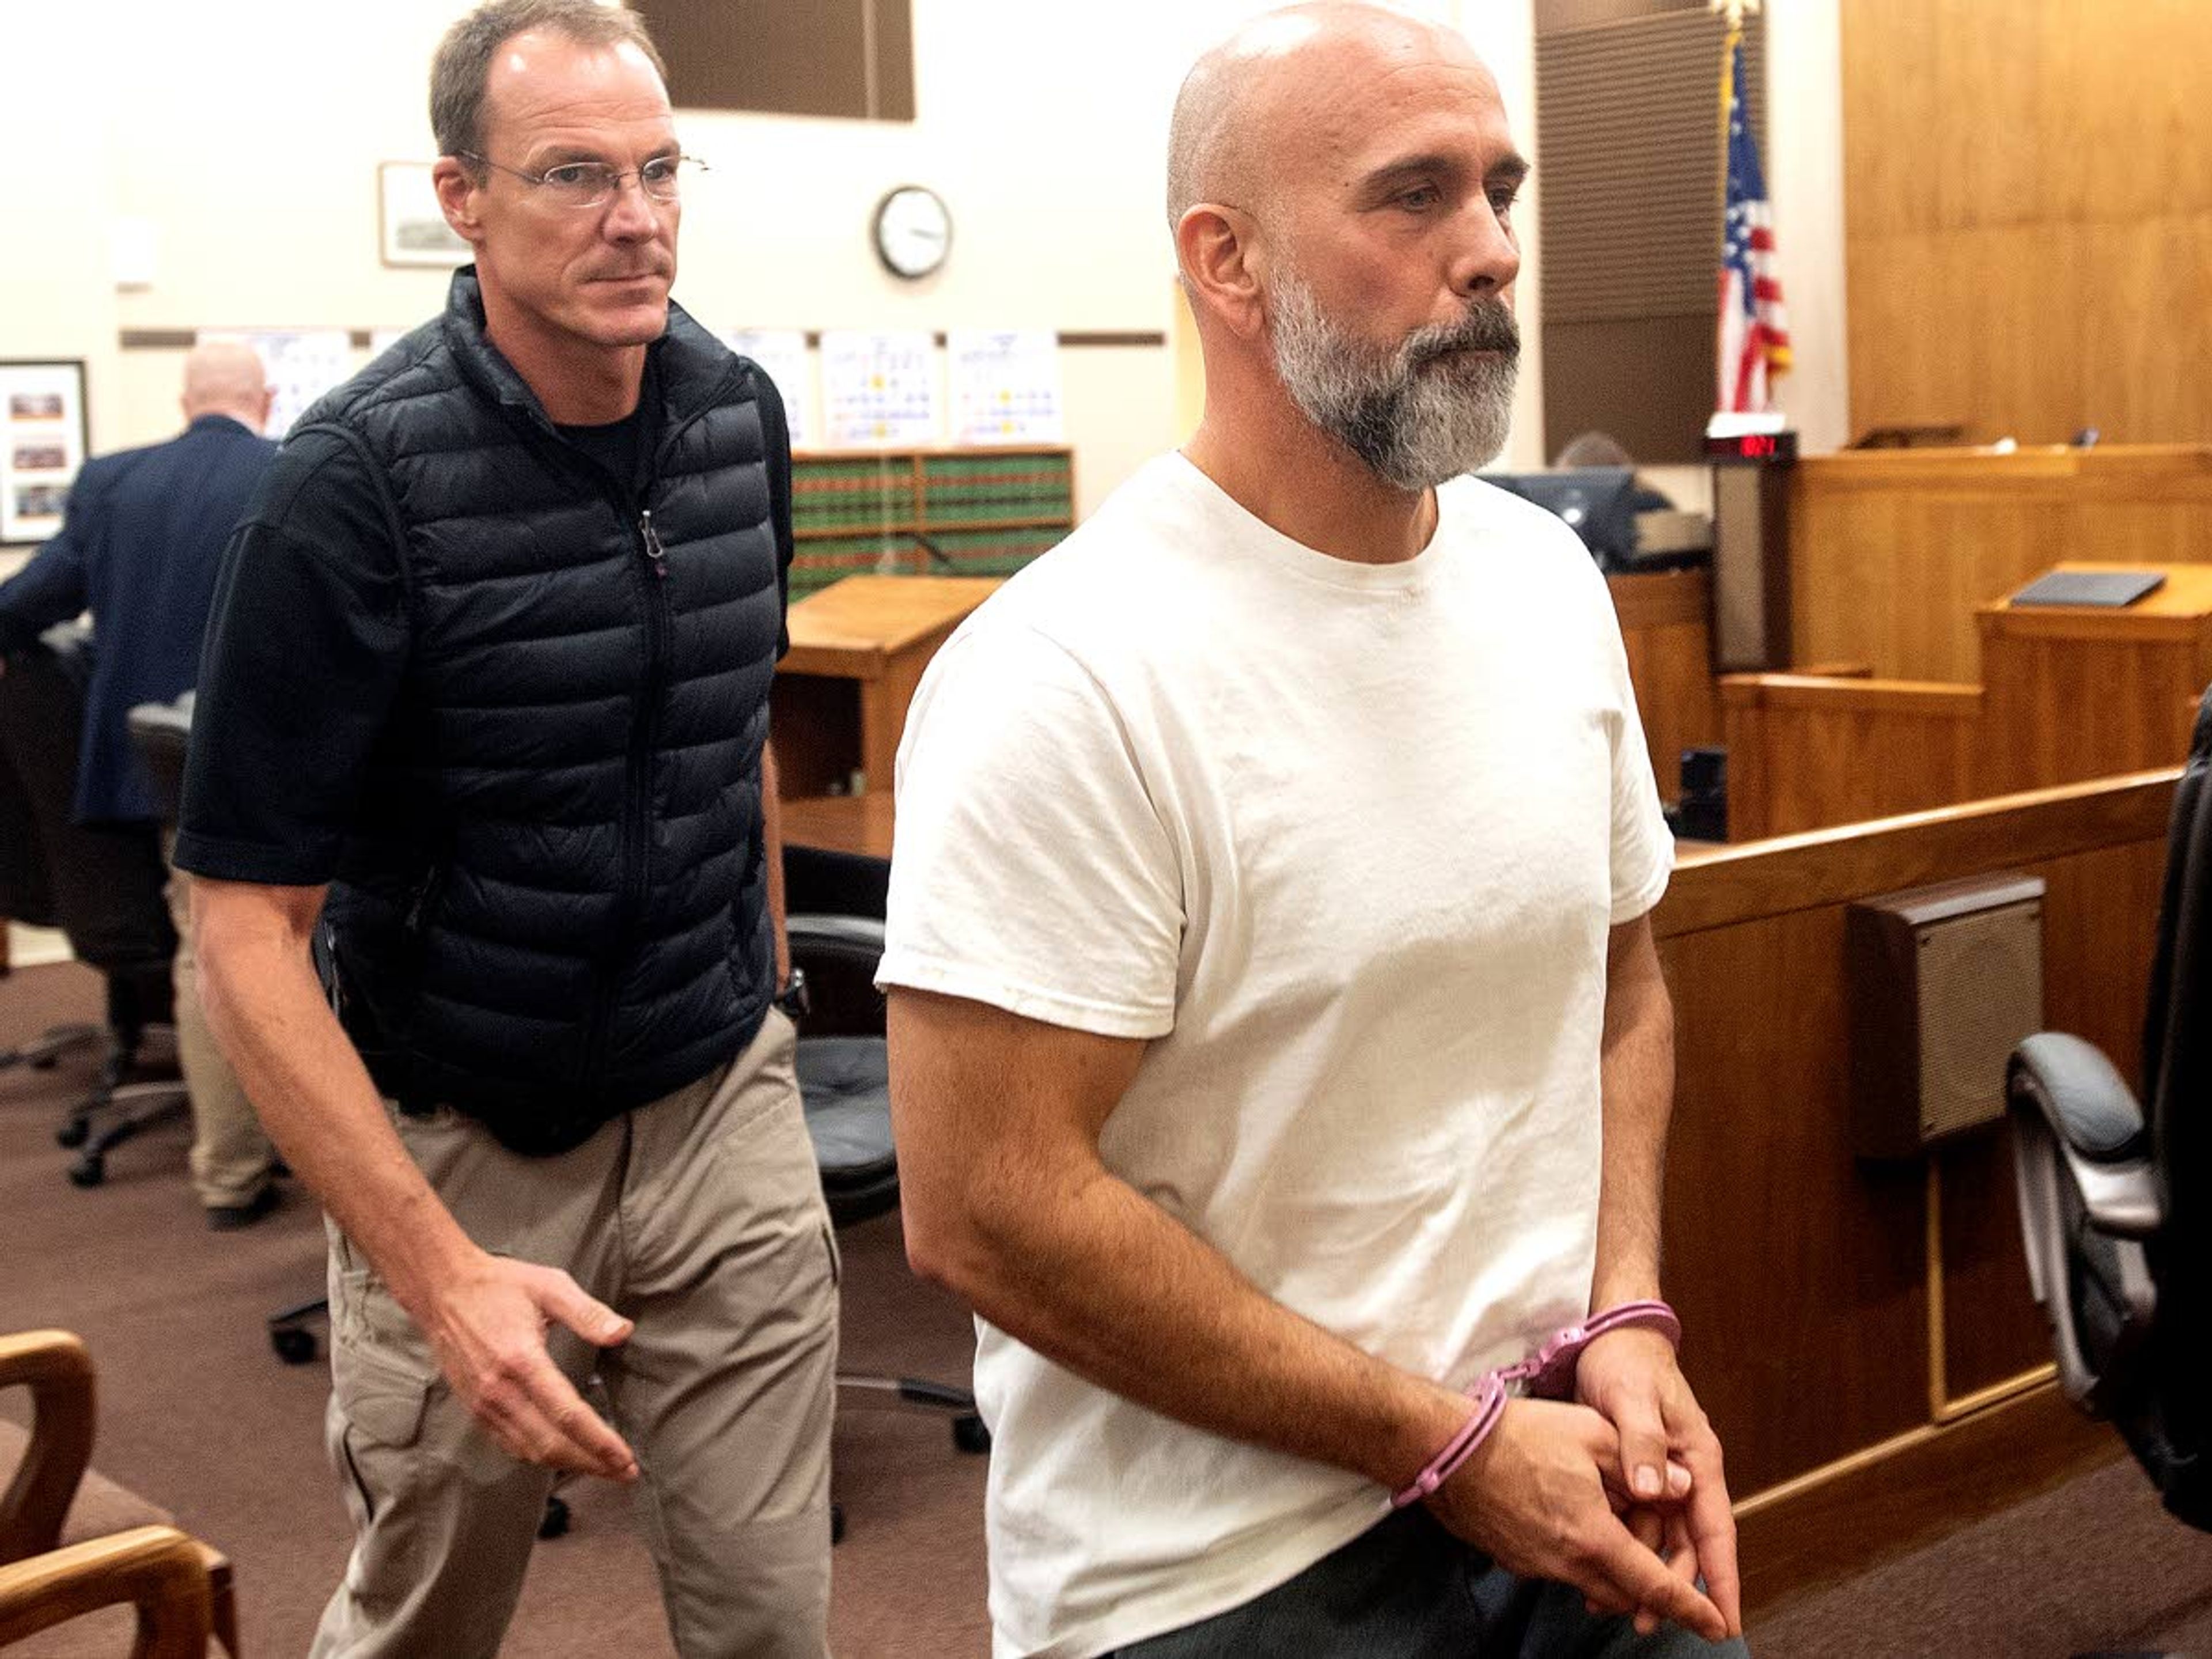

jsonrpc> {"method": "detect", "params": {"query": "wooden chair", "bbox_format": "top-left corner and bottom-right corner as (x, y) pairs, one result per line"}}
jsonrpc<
(0, 1330), (236, 1656)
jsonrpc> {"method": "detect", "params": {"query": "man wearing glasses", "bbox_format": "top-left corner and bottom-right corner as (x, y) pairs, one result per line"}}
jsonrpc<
(176, 3), (834, 1653)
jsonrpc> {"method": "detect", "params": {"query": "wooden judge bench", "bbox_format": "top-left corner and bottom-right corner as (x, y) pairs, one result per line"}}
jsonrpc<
(1789, 444), (2212, 684)
(1724, 562), (2212, 839)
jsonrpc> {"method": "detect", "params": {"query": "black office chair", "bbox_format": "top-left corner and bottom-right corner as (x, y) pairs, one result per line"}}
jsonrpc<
(0, 687), (90, 1069)
(793, 910), (986, 1437)
(785, 848), (988, 1544)
(0, 630), (185, 1186)
(2009, 681), (2212, 1534)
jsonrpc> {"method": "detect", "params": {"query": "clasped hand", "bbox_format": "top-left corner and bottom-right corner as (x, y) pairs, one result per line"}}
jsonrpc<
(1425, 1330), (1740, 1643)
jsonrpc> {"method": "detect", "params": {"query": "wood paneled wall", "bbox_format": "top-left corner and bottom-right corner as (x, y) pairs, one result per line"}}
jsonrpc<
(1791, 447), (2212, 683)
(1842, 0), (2212, 446)
(1719, 674), (1983, 840)
(1657, 770), (2175, 1603)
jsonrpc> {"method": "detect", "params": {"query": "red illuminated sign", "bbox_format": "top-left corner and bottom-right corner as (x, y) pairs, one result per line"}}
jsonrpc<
(1703, 430), (1797, 463)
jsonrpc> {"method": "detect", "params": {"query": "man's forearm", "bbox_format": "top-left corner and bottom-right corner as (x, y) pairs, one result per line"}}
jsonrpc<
(889, 990), (1471, 1494)
(195, 904), (479, 1317)
(1591, 920), (1675, 1309)
(947, 1162), (1469, 1491)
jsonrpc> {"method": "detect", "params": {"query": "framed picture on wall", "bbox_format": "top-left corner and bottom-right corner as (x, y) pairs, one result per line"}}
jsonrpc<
(378, 162), (471, 268)
(1, 359), (89, 547)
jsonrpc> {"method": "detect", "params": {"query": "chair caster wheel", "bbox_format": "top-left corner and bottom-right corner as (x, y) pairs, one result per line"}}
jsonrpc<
(831, 1503), (846, 1545)
(67, 1153), (104, 1187)
(56, 1119), (89, 1149)
(537, 1495), (570, 1540)
(953, 1414), (991, 1455)
(271, 1327), (319, 1365)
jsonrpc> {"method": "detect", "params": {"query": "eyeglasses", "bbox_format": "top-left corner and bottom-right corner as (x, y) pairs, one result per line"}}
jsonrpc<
(460, 151), (707, 209)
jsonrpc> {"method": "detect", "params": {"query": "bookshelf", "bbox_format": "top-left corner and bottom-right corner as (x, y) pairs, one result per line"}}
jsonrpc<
(789, 445), (1076, 597)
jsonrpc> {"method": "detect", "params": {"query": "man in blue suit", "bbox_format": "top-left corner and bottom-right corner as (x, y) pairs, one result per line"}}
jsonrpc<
(0, 342), (283, 1225)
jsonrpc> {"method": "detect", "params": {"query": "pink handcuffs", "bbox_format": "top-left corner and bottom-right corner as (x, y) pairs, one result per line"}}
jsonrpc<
(1389, 1299), (1683, 1510)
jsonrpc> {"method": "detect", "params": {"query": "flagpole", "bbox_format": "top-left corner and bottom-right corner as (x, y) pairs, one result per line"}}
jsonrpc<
(1715, 6), (1738, 210)
(1710, 0), (1787, 426)
(1712, 0), (1761, 208)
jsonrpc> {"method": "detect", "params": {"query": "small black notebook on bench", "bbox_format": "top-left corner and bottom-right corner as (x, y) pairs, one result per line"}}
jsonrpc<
(2010, 570), (2166, 608)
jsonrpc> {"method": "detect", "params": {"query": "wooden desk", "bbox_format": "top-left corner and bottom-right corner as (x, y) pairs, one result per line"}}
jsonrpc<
(1979, 562), (2212, 793)
(778, 793), (896, 861)
(771, 575), (1001, 798)
(1608, 567), (1720, 800)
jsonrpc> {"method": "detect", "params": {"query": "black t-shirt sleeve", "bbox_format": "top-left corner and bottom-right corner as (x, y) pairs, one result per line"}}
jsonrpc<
(173, 428), (410, 887)
(749, 365), (796, 658)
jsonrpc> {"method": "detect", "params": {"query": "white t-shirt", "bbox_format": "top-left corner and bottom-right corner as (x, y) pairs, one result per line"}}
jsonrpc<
(877, 452), (1672, 1658)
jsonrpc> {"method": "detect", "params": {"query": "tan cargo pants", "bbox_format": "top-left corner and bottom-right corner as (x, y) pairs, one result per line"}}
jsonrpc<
(161, 836), (276, 1210)
(309, 1008), (839, 1658)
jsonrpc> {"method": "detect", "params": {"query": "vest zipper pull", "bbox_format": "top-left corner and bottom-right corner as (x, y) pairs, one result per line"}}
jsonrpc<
(640, 509), (667, 577)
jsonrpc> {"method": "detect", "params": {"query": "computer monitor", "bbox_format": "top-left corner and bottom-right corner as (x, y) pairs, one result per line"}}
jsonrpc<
(1482, 467), (1640, 569)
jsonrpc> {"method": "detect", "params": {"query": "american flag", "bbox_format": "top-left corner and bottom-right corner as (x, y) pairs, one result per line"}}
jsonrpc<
(1717, 28), (1791, 413)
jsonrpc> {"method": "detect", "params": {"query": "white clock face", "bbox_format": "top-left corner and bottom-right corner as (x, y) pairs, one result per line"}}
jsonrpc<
(873, 185), (951, 280)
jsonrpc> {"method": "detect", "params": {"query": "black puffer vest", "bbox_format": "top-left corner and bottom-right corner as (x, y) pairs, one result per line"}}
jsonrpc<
(304, 271), (786, 1154)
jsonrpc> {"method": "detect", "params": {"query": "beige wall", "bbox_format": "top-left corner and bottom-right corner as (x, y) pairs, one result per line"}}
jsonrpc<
(4, 11), (120, 441)
(0, 9), (116, 580)
(1, 0), (1557, 548)
(1764, 0), (1849, 456)
(1, 0), (1865, 559)
(89, 0), (1202, 518)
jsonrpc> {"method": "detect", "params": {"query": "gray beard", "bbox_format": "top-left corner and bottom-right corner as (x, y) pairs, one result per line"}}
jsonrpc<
(1269, 268), (1520, 491)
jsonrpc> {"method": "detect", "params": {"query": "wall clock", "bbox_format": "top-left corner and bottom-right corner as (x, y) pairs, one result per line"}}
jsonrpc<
(872, 184), (952, 281)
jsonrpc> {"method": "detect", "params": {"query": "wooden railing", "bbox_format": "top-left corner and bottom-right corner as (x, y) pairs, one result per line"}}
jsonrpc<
(1719, 673), (1985, 840)
(1658, 770), (2177, 1608)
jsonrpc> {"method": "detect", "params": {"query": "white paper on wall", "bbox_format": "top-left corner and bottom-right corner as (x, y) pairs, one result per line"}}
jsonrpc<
(819, 329), (940, 447)
(948, 329), (1063, 445)
(199, 328), (354, 438)
(721, 328), (817, 450)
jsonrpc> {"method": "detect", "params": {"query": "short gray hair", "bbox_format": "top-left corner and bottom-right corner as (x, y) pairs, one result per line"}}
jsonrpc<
(430, 0), (667, 161)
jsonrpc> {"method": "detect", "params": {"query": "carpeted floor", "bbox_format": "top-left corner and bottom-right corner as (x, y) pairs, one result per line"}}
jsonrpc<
(6, 957), (2212, 1657)
(1, 960), (988, 1657)
(1748, 1451), (2212, 1658)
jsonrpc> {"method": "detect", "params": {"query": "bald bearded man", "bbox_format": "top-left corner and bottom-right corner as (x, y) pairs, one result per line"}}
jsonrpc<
(0, 341), (281, 1224)
(880, 7), (1747, 1656)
